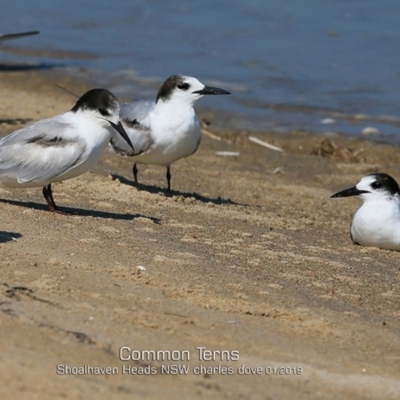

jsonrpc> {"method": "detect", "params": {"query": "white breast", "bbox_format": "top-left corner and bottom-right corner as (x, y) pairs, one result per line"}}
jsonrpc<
(351, 200), (400, 250)
(135, 102), (201, 166)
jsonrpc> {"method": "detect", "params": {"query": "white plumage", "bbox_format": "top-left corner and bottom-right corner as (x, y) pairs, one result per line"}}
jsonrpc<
(110, 75), (230, 192)
(0, 88), (133, 213)
(331, 173), (400, 250)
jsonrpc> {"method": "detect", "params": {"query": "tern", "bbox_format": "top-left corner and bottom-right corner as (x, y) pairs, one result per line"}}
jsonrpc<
(0, 88), (134, 213)
(331, 173), (400, 250)
(110, 74), (230, 192)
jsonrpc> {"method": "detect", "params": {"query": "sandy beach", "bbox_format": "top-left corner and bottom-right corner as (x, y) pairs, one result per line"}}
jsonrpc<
(0, 67), (400, 399)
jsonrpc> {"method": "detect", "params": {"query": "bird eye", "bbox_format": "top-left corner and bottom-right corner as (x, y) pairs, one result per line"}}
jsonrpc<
(177, 83), (190, 90)
(371, 181), (382, 189)
(98, 108), (110, 117)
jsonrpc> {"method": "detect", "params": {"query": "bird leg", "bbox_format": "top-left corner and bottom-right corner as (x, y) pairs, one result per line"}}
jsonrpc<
(166, 166), (172, 194)
(133, 163), (139, 185)
(42, 184), (65, 214)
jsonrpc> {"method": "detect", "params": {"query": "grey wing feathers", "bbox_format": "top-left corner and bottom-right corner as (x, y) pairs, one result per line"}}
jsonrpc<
(110, 118), (154, 157)
(120, 100), (154, 123)
(0, 119), (86, 184)
(110, 100), (155, 157)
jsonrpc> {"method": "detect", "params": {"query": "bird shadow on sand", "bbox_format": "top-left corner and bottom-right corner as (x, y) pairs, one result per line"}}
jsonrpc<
(111, 174), (248, 206)
(0, 198), (161, 223)
(0, 231), (22, 243)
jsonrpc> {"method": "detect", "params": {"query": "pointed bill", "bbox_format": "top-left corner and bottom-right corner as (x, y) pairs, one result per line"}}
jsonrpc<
(108, 120), (135, 152)
(331, 186), (369, 198)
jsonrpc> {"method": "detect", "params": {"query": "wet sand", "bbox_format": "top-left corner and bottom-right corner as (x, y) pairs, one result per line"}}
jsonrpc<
(0, 68), (399, 400)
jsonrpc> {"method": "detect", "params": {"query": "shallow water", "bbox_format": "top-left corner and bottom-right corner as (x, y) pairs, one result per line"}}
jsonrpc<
(3, 0), (400, 139)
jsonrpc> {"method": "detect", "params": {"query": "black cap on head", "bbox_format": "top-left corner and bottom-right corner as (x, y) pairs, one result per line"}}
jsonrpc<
(156, 75), (186, 103)
(367, 173), (400, 195)
(331, 172), (400, 199)
(71, 88), (134, 152)
(156, 75), (231, 103)
(71, 88), (119, 114)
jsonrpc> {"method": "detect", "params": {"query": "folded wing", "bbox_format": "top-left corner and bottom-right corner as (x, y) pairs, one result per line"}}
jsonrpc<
(0, 117), (87, 184)
(110, 100), (155, 157)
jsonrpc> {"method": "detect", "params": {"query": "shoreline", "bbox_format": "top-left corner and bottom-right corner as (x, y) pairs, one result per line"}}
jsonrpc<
(0, 66), (400, 400)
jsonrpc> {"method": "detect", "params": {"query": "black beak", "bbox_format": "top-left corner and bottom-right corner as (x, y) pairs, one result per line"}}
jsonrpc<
(109, 120), (135, 152)
(192, 86), (231, 95)
(331, 187), (369, 198)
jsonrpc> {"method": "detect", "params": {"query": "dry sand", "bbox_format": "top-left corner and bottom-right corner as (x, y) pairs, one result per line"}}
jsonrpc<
(0, 68), (399, 400)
